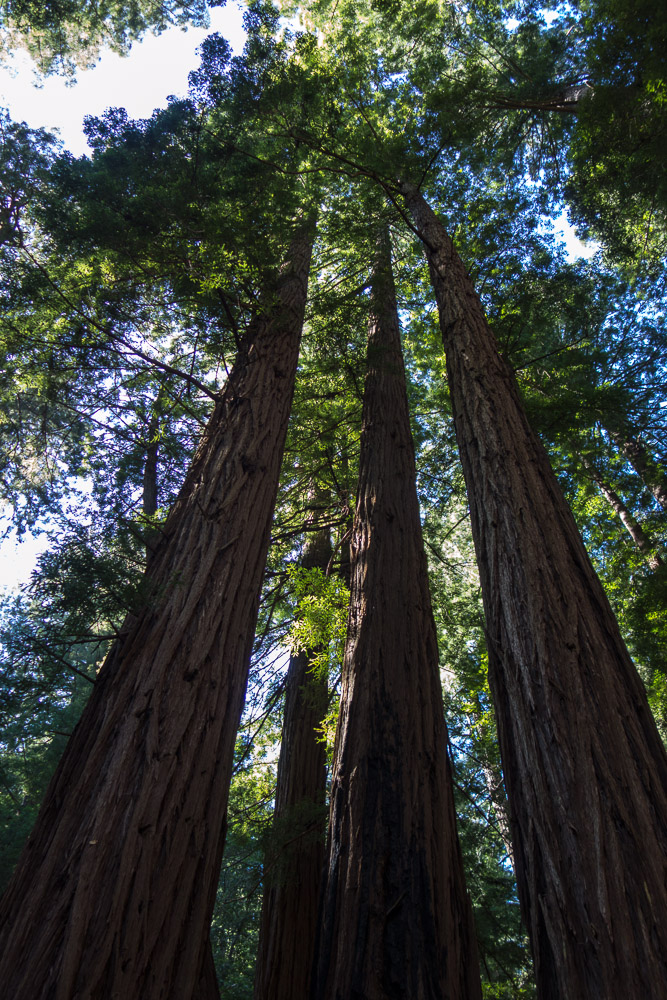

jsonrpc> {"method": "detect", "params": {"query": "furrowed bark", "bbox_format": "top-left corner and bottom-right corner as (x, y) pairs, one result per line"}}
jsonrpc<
(254, 528), (331, 1000)
(401, 180), (667, 1000)
(314, 236), (482, 1000)
(0, 223), (314, 1000)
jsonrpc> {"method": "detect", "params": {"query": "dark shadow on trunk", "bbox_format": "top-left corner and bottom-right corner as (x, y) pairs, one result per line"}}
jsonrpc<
(0, 223), (314, 1000)
(314, 233), (482, 1000)
(401, 180), (667, 1000)
(254, 528), (331, 1000)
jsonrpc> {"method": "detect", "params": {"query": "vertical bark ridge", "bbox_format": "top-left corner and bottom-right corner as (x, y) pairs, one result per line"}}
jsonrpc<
(254, 528), (331, 1000)
(0, 224), (315, 1000)
(314, 234), (482, 1000)
(401, 180), (667, 1000)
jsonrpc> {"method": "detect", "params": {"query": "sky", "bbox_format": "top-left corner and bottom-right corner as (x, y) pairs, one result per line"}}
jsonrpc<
(0, 5), (595, 592)
(0, 4), (247, 156)
(0, 5), (247, 591)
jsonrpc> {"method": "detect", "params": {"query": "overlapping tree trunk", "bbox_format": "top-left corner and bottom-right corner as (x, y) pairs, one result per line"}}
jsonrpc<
(314, 236), (482, 1000)
(580, 455), (663, 570)
(254, 528), (331, 1000)
(605, 425), (667, 512)
(401, 181), (667, 1000)
(0, 224), (314, 1000)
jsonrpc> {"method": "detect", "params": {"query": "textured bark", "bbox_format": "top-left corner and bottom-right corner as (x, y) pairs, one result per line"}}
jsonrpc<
(254, 528), (331, 1000)
(197, 941), (221, 1000)
(401, 181), (667, 1000)
(581, 456), (663, 569)
(0, 225), (314, 1000)
(606, 427), (667, 512)
(314, 238), (482, 1000)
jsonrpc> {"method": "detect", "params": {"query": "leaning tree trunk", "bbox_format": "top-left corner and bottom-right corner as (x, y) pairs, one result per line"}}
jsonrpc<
(401, 181), (667, 1000)
(580, 455), (663, 570)
(0, 224), (314, 1000)
(468, 691), (515, 870)
(605, 425), (667, 512)
(254, 527), (331, 1000)
(314, 236), (482, 1000)
(143, 409), (160, 521)
(142, 399), (161, 563)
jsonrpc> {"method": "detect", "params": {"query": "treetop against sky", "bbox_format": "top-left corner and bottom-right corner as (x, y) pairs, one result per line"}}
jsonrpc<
(0, 0), (598, 592)
(0, 3), (665, 997)
(0, 3), (246, 155)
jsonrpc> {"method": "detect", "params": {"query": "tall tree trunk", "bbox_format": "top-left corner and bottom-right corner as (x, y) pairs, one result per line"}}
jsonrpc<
(0, 224), (314, 1000)
(143, 403), (161, 564)
(479, 758), (514, 868)
(314, 236), (482, 1000)
(254, 527), (331, 1000)
(605, 426), (667, 512)
(197, 941), (222, 1000)
(143, 410), (160, 521)
(469, 692), (515, 869)
(581, 455), (663, 569)
(400, 181), (667, 1000)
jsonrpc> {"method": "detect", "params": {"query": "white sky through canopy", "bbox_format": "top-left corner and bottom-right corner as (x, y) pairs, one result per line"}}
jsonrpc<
(0, 4), (247, 155)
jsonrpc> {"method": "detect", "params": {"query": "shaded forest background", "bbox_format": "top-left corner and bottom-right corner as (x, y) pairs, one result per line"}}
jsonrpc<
(1, 0), (666, 996)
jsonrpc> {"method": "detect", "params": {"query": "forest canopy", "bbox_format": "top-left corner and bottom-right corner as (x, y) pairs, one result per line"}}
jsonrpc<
(0, 2), (666, 998)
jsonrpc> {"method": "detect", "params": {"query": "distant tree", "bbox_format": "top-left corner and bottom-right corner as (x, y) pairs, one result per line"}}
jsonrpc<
(253, 528), (331, 1000)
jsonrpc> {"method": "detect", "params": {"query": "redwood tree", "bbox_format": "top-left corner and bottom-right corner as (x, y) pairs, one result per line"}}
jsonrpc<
(0, 223), (314, 1000)
(314, 234), (481, 1000)
(254, 527), (331, 1000)
(401, 180), (667, 1000)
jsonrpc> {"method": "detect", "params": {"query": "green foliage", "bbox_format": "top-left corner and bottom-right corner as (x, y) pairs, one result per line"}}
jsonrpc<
(286, 563), (347, 757)
(286, 565), (347, 676)
(503, 0), (667, 264)
(1, 5), (667, 995)
(0, 589), (98, 889)
(210, 730), (277, 999)
(567, 84), (667, 264)
(0, 0), (220, 77)
(424, 501), (536, 993)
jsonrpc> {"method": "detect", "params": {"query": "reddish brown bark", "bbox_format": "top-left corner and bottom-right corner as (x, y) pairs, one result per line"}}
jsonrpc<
(0, 225), (314, 1000)
(254, 528), (331, 1000)
(401, 181), (667, 1000)
(314, 239), (482, 1000)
